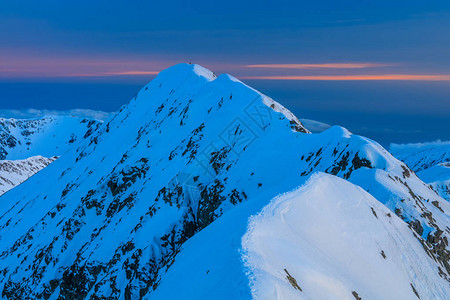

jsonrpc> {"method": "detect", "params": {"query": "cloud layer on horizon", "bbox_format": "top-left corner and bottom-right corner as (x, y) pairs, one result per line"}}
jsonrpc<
(245, 63), (394, 69)
(0, 108), (114, 121)
(2, 56), (450, 82)
(240, 74), (450, 81)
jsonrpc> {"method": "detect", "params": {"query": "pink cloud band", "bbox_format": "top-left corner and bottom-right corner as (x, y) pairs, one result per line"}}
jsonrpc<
(245, 63), (393, 69)
(240, 74), (450, 81)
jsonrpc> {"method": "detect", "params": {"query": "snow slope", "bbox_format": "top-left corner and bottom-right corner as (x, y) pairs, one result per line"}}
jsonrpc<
(0, 64), (448, 299)
(152, 174), (449, 299)
(0, 116), (102, 160)
(0, 156), (57, 196)
(243, 173), (447, 300)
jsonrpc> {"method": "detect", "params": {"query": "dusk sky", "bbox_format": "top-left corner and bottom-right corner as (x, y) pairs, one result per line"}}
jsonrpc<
(1, 0), (449, 145)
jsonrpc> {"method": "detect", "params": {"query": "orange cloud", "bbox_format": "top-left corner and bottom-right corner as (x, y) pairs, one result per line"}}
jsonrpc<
(58, 71), (160, 77)
(103, 71), (159, 76)
(240, 74), (450, 81)
(245, 63), (393, 69)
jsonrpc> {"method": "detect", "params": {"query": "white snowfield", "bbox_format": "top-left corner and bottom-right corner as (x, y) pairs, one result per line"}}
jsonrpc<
(152, 173), (449, 299)
(0, 155), (57, 195)
(0, 64), (449, 299)
(243, 173), (448, 300)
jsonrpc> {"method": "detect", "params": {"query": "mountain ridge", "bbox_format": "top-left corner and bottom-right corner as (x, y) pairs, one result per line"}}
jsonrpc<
(0, 64), (448, 299)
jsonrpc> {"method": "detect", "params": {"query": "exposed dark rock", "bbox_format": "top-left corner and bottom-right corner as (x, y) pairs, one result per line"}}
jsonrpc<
(352, 291), (362, 300)
(410, 220), (424, 236)
(410, 283), (420, 299)
(431, 200), (444, 213)
(197, 179), (226, 229)
(210, 147), (231, 175)
(370, 207), (378, 218)
(284, 268), (302, 292)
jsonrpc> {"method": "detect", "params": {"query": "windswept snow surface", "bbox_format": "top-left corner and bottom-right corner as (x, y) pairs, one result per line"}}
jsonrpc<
(152, 174), (450, 299)
(243, 173), (448, 300)
(0, 115), (102, 160)
(299, 118), (332, 133)
(0, 156), (57, 196)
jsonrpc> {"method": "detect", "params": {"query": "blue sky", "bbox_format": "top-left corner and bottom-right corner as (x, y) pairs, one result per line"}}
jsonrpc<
(1, 0), (449, 145)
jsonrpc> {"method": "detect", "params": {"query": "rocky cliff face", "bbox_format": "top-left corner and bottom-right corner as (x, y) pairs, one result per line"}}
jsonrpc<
(0, 64), (448, 299)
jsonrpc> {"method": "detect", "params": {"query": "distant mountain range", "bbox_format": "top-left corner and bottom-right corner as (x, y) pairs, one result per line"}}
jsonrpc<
(0, 115), (102, 160)
(391, 141), (450, 202)
(0, 116), (103, 197)
(0, 64), (448, 299)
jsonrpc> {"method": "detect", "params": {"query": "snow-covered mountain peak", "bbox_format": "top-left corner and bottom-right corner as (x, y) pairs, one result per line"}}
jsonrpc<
(161, 63), (216, 82)
(0, 64), (448, 299)
(141, 63), (216, 94)
(131, 63), (309, 134)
